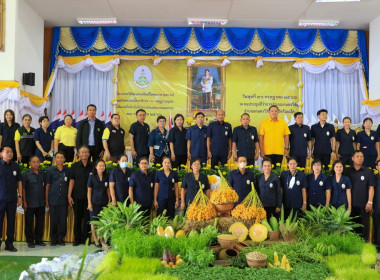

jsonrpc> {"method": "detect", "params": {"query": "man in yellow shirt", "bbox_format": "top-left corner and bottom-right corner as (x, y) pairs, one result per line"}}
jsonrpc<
(259, 105), (291, 166)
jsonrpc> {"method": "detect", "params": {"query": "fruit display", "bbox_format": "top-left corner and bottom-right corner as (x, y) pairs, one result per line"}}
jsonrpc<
(210, 170), (239, 204)
(268, 252), (292, 272)
(248, 224), (268, 242)
(314, 243), (337, 256)
(161, 249), (185, 268)
(187, 182), (217, 221)
(228, 222), (248, 242)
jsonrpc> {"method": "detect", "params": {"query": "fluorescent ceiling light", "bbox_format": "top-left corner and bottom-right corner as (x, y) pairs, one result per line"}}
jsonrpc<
(77, 18), (117, 25)
(299, 19), (339, 27)
(188, 18), (228, 26)
(315, 0), (360, 2)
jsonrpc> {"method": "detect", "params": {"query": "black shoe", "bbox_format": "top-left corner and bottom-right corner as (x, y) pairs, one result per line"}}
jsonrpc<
(35, 242), (46, 247)
(73, 241), (81, 246)
(5, 244), (17, 252)
(27, 243), (35, 248)
(58, 241), (65, 246)
(51, 241), (58, 246)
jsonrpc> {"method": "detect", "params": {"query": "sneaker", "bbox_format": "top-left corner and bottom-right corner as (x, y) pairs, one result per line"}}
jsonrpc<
(35, 242), (46, 247)
(5, 244), (17, 252)
(28, 243), (35, 248)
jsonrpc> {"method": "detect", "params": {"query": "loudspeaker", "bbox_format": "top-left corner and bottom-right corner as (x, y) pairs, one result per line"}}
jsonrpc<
(22, 73), (35, 86)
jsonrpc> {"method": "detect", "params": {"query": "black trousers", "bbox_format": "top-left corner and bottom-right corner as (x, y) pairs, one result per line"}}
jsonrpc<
(283, 207), (302, 221)
(25, 206), (45, 244)
(313, 154), (331, 170)
(247, 159), (256, 166)
(265, 154), (283, 167)
(202, 92), (211, 109)
(264, 207), (279, 219)
(157, 199), (176, 219)
(21, 156), (31, 165)
(291, 156), (307, 168)
(0, 201), (16, 246)
(73, 199), (89, 243)
(154, 152), (170, 165)
(211, 154), (228, 168)
(352, 207), (369, 241)
(50, 205), (68, 243)
(89, 146), (101, 162)
(172, 154), (187, 169)
(140, 205), (152, 219)
(339, 154), (352, 167)
(58, 143), (75, 163)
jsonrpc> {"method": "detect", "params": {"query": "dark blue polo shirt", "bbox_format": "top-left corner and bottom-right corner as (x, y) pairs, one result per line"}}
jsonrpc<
(109, 166), (133, 203)
(34, 127), (54, 157)
(129, 121), (150, 156)
(0, 160), (22, 202)
(46, 166), (69, 206)
(228, 169), (255, 204)
(311, 122), (336, 155)
(356, 130), (379, 156)
(185, 125), (208, 160)
(129, 170), (155, 208)
(288, 124), (311, 157)
(348, 166), (376, 208)
(207, 121), (232, 157)
(148, 127), (168, 157)
(155, 170), (178, 201)
(256, 173), (282, 208)
(168, 126), (187, 156)
(87, 173), (109, 205)
(232, 125), (259, 160)
(330, 175), (352, 208)
(280, 170), (308, 209)
(181, 172), (210, 206)
(336, 128), (356, 156)
(306, 173), (331, 207)
(23, 169), (45, 208)
(0, 122), (20, 149)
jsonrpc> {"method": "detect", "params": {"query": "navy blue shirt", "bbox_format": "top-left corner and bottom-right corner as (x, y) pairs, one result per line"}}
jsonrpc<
(46, 166), (69, 206)
(356, 130), (379, 156)
(336, 128), (356, 156)
(168, 126), (187, 156)
(330, 175), (352, 208)
(232, 125), (259, 160)
(23, 169), (45, 208)
(256, 173), (281, 208)
(129, 121), (150, 156)
(0, 160), (22, 202)
(311, 122), (336, 155)
(348, 165), (376, 208)
(228, 169), (255, 204)
(155, 170), (178, 201)
(87, 173), (109, 205)
(34, 127), (54, 157)
(181, 172), (210, 206)
(207, 121), (232, 157)
(0, 122), (20, 150)
(185, 125), (208, 160)
(129, 170), (155, 208)
(109, 166), (133, 203)
(288, 124), (311, 157)
(148, 127), (169, 157)
(306, 173), (331, 207)
(280, 170), (308, 209)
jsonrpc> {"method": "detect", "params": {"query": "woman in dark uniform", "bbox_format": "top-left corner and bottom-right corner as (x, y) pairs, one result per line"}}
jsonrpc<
(330, 160), (352, 210)
(169, 114), (187, 168)
(306, 159), (331, 208)
(0, 109), (20, 161)
(148, 116), (169, 165)
(356, 118), (380, 168)
(109, 154), (132, 206)
(336, 117), (356, 166)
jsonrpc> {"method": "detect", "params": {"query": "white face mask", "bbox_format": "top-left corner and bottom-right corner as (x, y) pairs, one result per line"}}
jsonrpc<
(120, 162), (128, 169)
(238, 162), (247, 169)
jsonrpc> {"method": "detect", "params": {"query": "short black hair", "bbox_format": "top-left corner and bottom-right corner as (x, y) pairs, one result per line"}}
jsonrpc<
(64, 114), (73, 120)
(87, 104), (97, 111)
(363, 117), (373, 124)
(0, 145), (13, 153)
(111, 113), (119, 119)
(93, 159), (106, 174)
(343, 116), (352, 123)
(78, 145), (90, 153)
(138, 156), (149, 164)
(161, 156), (171, 163)
(288, 156), (298, 163)
(22, 114), (32, 120)
(136, 109), (146, 115)
(352, 150), (363, 157)
(294, 112), (303, 119)
(157, 116), (166, 122)
(190, 157), (202, 166)
(262, 157), (272, 166)
(29, 155), (40, 162)
(268, 105), (279, 111)
(39, 116), (49, 123)
(205, 69), (210, 72)
(117, 154), (128, 161)
(54, 151), (66, 158)
(241, 113), (250, 118)
(174, 114), (184, 122)
(195, 112), (205, 117)
(317, 109), (328, 116)
(311, 159), (322, 167)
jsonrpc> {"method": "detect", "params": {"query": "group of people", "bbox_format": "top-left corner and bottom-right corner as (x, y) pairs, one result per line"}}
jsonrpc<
(1, 103), (380, 252)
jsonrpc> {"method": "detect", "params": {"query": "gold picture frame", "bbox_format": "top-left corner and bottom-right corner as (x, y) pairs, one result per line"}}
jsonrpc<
(0, 0), (4, 52)
(187, 61), (226, 116)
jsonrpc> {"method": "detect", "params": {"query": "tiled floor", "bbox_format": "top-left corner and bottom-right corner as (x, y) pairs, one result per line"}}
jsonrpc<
(0, 242), (98, 257)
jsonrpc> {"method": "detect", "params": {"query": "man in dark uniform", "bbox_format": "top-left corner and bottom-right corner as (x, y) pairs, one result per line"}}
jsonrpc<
(348, 150), (375, 240)
(207, 110), (232, 168)
(22, 155), (46, 248)
(76, 104), (105, 162)
(311, 109), (336, 169)
(68, 146), (93, 246)
(186, 112), (208, 164)
(46, 152), (69, 246)
(129, 109), (150, 164)
(102, 114), (125, 163)
(0, 146), (22, 252)
(288, 112), (312, 168)
(232, 113), (259, 166)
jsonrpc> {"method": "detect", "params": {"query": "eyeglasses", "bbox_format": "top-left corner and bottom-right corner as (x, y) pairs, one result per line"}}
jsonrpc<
(140, 162), (149, 165)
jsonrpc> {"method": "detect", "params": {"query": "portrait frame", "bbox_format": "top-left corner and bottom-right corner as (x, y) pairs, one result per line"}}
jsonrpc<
(187, 61), (226, 115)
(0, 0), (4, 52)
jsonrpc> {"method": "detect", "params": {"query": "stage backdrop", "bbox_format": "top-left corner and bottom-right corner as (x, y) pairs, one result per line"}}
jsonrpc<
(117, 60), (298, 146)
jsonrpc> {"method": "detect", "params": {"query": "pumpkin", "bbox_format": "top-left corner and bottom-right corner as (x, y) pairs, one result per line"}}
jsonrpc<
(228, 222), (248, 242)
(175, 230), (186, 238)
(156, 226), (165, 236)
(164, 226), (175, 238)
(248, 224), (268, 242)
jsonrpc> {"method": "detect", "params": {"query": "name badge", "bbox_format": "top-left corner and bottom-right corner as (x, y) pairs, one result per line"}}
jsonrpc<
(225, 131), (228, 136)
(342, 184), (346, 189)
(112, 130), (116, 133)
(201, 184), (205, 189)
(13, 171), (17, 176)
(246, 180), (250, 185)
(105, 182), (108, 187)
(97, 128), (100, 132)
(151, 183), (154, 188)
(128, 177), (130, 182)
(296, 180), (300, 186)
(371, 136), (374, 140)
(172, 178), (175, 183)
(326, 131), (330, 136)
(269, 183), (273, 188)
(251, 135), (254, 140)
(304, 133), (307, 138)
(352, 136), (355, 141)
(361, 176), (365, 181)
(154, 145), (160, 150)
(50, 132), (53, 136)
(319, 181), (323, 186)
(121, 131), (124, 134)
(64, 177), (67, 182)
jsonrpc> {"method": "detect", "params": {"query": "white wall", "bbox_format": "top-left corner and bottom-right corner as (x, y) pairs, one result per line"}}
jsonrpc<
(369, 14), (380, 100)
(0, 0), (44, 96)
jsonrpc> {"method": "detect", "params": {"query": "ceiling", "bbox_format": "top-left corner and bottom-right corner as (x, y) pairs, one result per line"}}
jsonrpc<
(25, 0), (380, 30)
